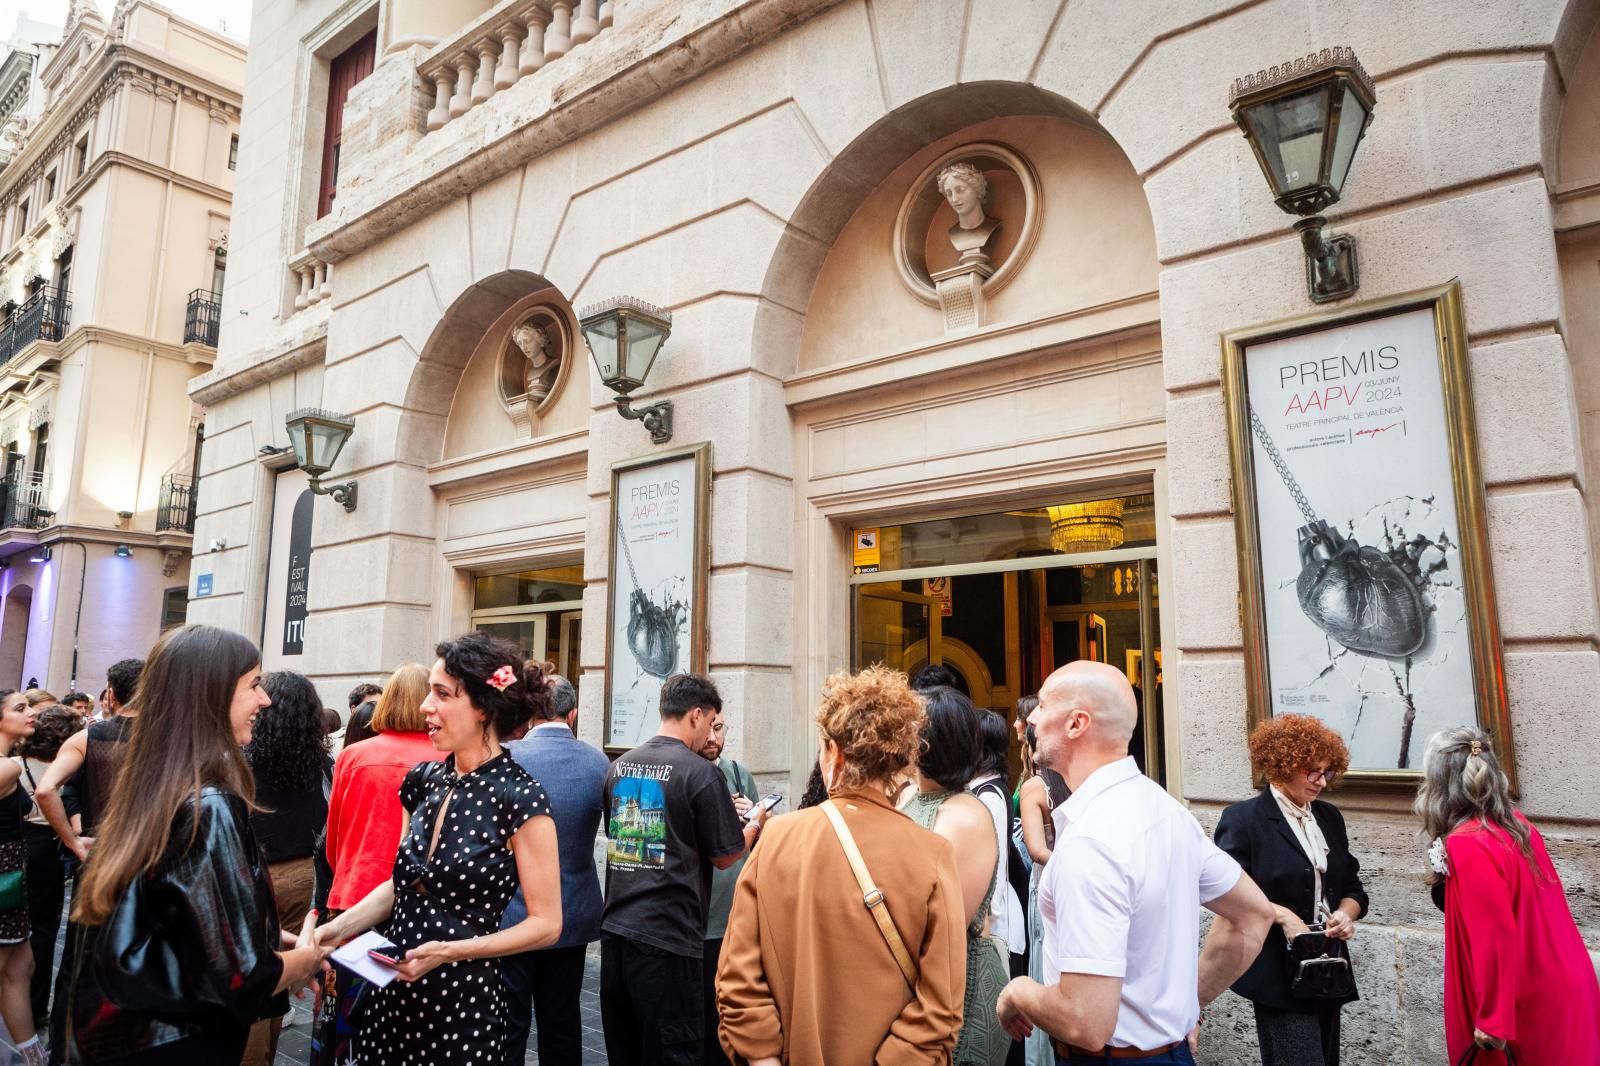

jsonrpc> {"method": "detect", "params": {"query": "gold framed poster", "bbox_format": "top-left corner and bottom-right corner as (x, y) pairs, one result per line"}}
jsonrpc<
(1221, 281), (1512, 790)
(603, 442), (712, 754)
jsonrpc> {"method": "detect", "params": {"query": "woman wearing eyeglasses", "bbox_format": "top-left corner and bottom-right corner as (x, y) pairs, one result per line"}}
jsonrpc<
(1211, 715), (1368, 1066)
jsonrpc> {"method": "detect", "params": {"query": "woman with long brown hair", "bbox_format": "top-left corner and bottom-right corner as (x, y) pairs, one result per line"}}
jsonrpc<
(63, 625), (326, 1064)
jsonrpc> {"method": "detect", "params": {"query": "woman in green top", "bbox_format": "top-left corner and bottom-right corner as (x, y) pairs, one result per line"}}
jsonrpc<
(900, 685), (1009, 1066)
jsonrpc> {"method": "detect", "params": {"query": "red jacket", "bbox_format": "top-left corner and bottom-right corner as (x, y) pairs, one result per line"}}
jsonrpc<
(1444, 816), (1600, 1063)
(324, 731), (445, 911)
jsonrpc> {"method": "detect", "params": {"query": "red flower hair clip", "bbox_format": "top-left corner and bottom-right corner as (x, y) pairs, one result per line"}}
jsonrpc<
(487, 665), (517, 692)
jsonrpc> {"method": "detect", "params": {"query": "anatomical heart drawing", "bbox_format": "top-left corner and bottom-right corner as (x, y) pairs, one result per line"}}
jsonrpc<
(1239, 303), (1482, 772)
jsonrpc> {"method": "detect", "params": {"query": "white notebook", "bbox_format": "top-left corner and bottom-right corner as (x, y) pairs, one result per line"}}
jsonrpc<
(328, 930), (402, 988)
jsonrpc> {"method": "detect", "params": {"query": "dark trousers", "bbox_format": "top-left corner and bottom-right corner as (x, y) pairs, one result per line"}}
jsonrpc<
(46, 918), (78, 1065)
(601, 935), (703, 1066)
(701, 939), (730, 1066)
(22, 825), (63, 1024)
(1254, 1001), (1342, 1066)
(1005, 950), (1027, 1066)
(501, 943), (588, 1066)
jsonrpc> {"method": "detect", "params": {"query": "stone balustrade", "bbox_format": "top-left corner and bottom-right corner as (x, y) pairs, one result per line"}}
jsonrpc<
(289, 251), (332, 313)
(418, 0), (614, 134)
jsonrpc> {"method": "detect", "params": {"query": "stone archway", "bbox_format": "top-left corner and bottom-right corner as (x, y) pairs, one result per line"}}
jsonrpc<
(0, 583), (32, 690)
(397, 269), (576, 465)
(752, 80), (1116, 377)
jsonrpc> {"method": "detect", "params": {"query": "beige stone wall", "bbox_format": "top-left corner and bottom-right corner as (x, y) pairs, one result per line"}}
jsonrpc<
(191, 0), (1600, 1059)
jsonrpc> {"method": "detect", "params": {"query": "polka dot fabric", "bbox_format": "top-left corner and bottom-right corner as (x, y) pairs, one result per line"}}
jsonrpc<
(355, 753), (550, 1064)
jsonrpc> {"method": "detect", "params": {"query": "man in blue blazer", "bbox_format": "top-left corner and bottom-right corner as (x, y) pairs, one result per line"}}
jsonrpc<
(501, 674), (610, 1066)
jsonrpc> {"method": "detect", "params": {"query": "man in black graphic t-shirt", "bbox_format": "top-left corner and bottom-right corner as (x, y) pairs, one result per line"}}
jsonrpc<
(601, 674), (766, 1066)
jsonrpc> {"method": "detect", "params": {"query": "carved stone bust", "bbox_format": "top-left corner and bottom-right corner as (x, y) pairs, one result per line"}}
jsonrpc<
(511, 320), (559, 401)
(936, 161), (999, 265)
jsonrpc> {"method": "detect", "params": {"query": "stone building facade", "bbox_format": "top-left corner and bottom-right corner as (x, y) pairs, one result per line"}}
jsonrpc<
(0, 0), (241, 694)
(190, 0), (1600, 1058)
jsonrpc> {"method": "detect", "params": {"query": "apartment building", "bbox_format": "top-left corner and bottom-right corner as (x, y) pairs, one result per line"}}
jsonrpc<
(0, 0), (242, 693)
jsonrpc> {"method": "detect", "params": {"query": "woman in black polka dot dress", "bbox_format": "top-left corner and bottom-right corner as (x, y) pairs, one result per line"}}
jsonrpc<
(316, 633), (563, 1065)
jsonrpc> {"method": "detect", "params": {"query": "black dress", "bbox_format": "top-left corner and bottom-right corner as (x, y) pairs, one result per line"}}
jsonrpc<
(357, 753), (549, 1066)
(0, 776), (31, 945)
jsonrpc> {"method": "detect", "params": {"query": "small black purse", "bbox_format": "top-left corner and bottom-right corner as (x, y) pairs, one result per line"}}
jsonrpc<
(1286, 907), (1356, 1001)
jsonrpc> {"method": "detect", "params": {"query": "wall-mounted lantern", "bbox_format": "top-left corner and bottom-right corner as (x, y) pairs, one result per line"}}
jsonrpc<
(578, 296), (674, 444)
(284, 407), (358, 512)
(1229, 47), (1376, 304)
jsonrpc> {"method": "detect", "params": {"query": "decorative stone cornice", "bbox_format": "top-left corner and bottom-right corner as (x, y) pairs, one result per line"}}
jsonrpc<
(188, 326), (329, 407)
(0, 52), (241, 211)
(306, 0), (849, 262)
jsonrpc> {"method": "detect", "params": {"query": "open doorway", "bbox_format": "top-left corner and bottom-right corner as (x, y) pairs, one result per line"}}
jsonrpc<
(0, 584), (32, 689)
(851, 493), (1163, 784)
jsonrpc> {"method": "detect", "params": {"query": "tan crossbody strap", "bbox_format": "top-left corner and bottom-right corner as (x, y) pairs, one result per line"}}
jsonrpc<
(820, 799), (919, 989)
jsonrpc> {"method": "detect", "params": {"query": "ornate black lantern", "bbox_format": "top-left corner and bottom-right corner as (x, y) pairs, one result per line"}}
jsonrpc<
(1230, 47), (1376, 303)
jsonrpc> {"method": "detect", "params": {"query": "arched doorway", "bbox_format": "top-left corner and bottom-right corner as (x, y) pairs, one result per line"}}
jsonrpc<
(401, 270), (590, 689)
(759, 81), (1167, 786)
(0, 584), (32, 689)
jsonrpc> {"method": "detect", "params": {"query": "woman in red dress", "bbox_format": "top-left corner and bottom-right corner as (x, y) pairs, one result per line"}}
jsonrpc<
(1416, 726), (1600, 1063)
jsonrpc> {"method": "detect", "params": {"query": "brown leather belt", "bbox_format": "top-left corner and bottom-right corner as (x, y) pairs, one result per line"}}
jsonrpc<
(1052, 1038), (1183, 1060)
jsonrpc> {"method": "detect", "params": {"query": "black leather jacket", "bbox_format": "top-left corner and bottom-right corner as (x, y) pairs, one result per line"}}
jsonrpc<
(65, 788), (284, 1063)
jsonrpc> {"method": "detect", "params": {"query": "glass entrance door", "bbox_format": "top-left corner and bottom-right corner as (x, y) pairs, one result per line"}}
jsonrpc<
(850, 494), (1164, 783)
(471, 563), (584, 684)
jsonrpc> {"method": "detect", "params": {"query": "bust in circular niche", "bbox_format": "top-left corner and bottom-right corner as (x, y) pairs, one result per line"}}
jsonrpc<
(511, 320), (560, 402)
(936, 161), (999, 266)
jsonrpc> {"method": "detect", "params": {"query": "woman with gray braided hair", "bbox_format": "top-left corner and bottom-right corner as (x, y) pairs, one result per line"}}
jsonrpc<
(1416, 726), (1600, 1063)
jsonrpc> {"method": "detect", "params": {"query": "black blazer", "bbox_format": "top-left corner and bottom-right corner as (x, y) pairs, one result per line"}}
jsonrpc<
(1213, 790), (1369, 1012)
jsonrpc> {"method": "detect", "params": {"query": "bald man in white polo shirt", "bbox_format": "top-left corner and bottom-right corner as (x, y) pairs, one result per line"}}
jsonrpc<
(996, 662), (1275, 1065)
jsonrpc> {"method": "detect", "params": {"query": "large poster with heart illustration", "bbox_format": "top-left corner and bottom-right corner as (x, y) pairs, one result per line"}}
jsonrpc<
(1224, 284), (1509, 785)
(605, 445), (711, 752)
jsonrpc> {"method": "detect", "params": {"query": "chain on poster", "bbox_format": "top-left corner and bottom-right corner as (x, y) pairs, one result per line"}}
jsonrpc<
(1223, 283), (1509, 787)
(605, 444), (710, 752)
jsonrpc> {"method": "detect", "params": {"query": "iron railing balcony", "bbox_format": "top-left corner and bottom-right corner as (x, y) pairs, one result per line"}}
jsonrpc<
(184, 288), (221, 347)
(156, 472), (196, 533)
(0, 286), (70, 366)
(0, 471), (51, 530)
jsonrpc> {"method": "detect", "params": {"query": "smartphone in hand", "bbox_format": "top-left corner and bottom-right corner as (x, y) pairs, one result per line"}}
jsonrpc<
(367, 949), (402, 967)
(747, 793), (783, 822)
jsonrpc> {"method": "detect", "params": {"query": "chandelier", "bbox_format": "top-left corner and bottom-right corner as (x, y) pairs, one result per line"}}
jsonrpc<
(1047, 499), (1126, 554)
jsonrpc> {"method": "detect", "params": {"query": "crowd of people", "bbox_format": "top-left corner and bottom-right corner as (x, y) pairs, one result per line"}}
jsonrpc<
(0, 624), (1588, 1064)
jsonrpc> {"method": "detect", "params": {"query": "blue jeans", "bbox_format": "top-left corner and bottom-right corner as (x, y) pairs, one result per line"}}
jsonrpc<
(1058, 1045), (1196, 1066)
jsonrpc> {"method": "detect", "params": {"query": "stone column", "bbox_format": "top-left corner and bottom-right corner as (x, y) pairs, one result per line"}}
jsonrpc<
(545, 3), (573, 61)
(572, 0), (600, 44)
(449, 56), (474, 118)
(494, 26), (523, 91)
(519, 11), (548, 76)
(426, 70), (453, 132)
(470, 40), (498, 105)
(293, 266), (312, 310)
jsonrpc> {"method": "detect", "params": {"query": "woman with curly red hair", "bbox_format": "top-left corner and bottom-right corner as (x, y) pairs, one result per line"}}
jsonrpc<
(1212, 714), (1368, 1066)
